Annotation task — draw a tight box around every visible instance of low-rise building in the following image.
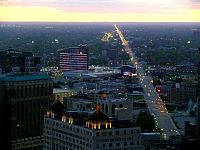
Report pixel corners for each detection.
[53,88,78,103]
[99,98,133,120]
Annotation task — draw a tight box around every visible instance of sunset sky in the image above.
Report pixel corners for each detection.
[0,0,200,22]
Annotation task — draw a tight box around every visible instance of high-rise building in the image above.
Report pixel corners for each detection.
[0,48,41,73]
[58,45,88,72]
[0,73,53,150]
[43,103,142,150]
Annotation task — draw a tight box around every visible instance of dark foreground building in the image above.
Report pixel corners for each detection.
[0,49,41,73]
[0,73,53,149]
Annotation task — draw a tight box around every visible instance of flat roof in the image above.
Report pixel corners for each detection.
[53,88,76,94]
[100,98,131,103]
[0,73,50,81]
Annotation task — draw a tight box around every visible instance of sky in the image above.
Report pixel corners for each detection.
[0,0,200,22]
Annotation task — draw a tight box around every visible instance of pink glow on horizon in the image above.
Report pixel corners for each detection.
[0,0,200,22]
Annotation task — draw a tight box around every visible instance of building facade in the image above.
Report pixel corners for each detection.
[99,98,133,120]
[0,49,41,73]
[53,88,78,103]
[0,73,53,150]
[58,45,88,72]
[43,104,142,150]
[168,82,197,105]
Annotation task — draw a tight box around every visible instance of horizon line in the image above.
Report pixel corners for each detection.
[1,21,200,23]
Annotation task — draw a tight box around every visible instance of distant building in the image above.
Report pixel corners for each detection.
[102,48,118,67]
[168,87,182,104]
[0,48,41,73]
[141,132,161,141]
[63,93,95,109]
[58,45,88,72]
[72,101,93,111]
[185,121,196,137]
[0,73,53,150]
[168,82,197,105]
[99,98,133,120]
[118,65,136,77]
[53,88,78,103]
[43,103,142,150]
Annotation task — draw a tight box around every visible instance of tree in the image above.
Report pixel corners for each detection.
[136,111,156,132]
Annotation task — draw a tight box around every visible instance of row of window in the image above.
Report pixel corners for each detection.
[44,141,90,150]
[97,137,135,144]
[44,138,140,150]
[12,140,41,149]
[45,120,92,136]
[13,83,52,98]
[96,129,139,136]
[44,120,139,137]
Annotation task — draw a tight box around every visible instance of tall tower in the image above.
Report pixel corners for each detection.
[0,73,53,150]
[197,47,200,138]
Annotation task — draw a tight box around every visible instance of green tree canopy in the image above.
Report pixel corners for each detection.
[136,111,156,132]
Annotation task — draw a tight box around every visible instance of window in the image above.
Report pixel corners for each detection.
[105,105,108,113]
[116,131,119,135]
[119,104,123,108]
[137,129,139,134]
[112,104,116,114]
[131,130,133,134]
[124,130,126,134]
[102,104,104,111]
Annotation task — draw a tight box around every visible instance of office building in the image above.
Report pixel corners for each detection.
[168,82,197,105]
[43,103,142,150]
[99,98,133,120]
[72,101,93,111]
[0,48,41,73]
[0,73,53,149]
[58,45,88,72]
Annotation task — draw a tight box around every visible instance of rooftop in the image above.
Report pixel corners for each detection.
[53,88,76,94]
[46,102,136,129]
[100,98,131,103]
[0,73,50,81]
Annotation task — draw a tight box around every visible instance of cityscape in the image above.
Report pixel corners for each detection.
[1,0,200,150]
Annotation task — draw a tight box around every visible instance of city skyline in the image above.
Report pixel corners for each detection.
[0,0,200,22]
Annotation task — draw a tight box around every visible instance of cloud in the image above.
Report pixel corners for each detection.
[1,0,200,16]
[183,0,200,8]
